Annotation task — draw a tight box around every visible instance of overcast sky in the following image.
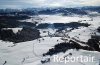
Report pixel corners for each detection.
[0,0,100,8]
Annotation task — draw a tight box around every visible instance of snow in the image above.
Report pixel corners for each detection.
[68,26,96,42]
[19,16,42,23]
[2,28,22,34]
[39,29,57,37]
[25,15,100,65]
[1,36,100,65]
[82,16,100,27]
[39,15,91,24]
[0,14,100,65]
[0,37,63,65]
[19,15,91,24]
[24,49,100,65]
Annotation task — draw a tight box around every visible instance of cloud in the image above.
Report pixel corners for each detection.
[0,0,100,8]
[80,0,100,6]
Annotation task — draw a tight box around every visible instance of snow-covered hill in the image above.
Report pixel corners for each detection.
[0,37,63,65]
[0,36,100,65]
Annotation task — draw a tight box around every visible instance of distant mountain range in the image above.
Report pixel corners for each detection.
[0,6,100,16]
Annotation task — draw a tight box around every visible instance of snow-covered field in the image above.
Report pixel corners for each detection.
[24,49,100,65]
[0,37,100,65]
[0,15,100,65]
[39,15,91,23]
[20,15,91,24]
[0,37,63,65]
